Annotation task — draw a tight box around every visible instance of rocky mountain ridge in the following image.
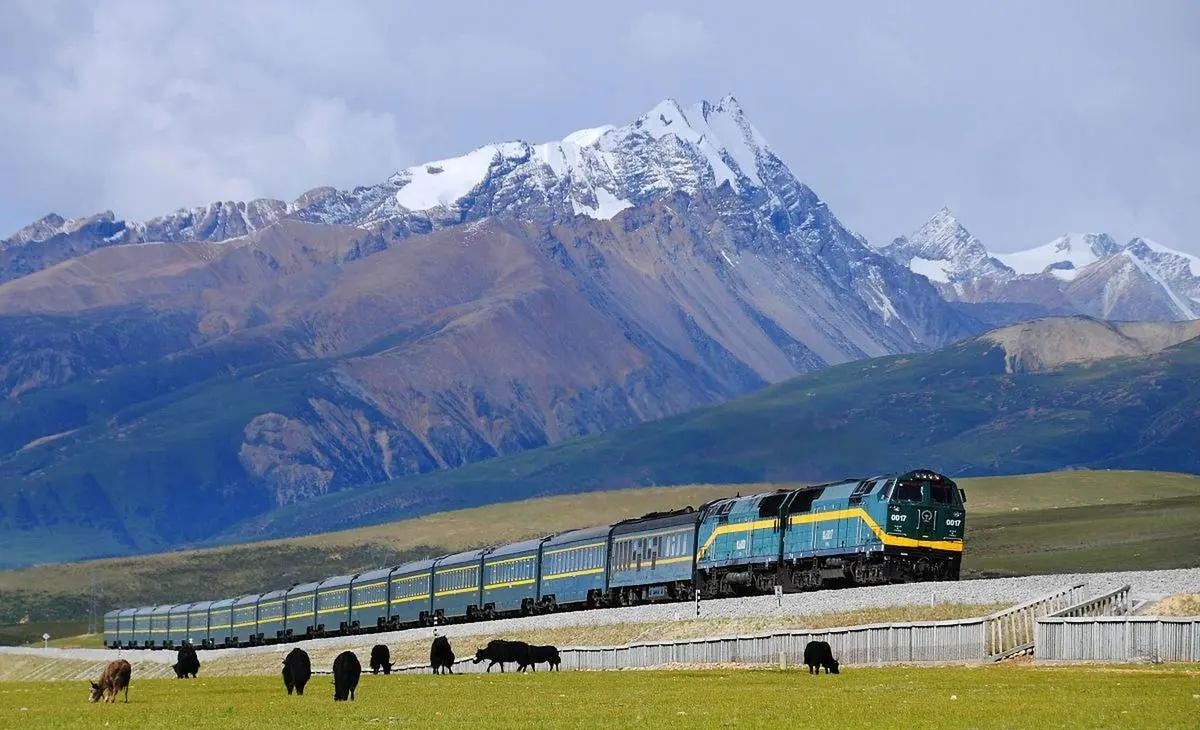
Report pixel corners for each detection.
[883,208,1200,321]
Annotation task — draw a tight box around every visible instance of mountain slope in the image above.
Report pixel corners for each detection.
[222,317,1200,542]
[883,210,1200,321]
[0,98,981,564]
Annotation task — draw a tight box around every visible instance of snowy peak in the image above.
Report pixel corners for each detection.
[996,232,1120,281]
[881,208,1011,287]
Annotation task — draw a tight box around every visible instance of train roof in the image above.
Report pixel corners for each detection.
[435,549,487,568]
[185,600,215,611]
[896,468,955,484]
[259,589,288,601]
[612,507,700,535]
[104,609,121,618]
[233,593,261,606]
[317,574,356,590]
[355,567,393,583]
[391,557,439,576]
[209,597,236,609]
[487,536,549,559]
[544,523,612,547]
[117,607,139,617]
[168,603,193,615]
[287,581,322,595]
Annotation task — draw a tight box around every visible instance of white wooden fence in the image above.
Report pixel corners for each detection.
[1035,616,1200,662]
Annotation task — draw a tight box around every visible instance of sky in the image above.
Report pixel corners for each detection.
[1,0,1197,254]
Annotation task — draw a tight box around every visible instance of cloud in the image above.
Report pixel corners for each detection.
[0,0,410,225]
[626,11,711,60]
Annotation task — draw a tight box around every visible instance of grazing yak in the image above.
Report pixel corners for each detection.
[89,659,132,703]
[523,645,561,672]
[282,648,312,695]
[369,644,394,675]
[173,645,200,678]
[803,640,840,675]
[430,635,455,674]
[473,639,531,673]
[332,650,361,701]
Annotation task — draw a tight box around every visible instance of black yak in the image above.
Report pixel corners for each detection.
[369,644,393,675]
[472,639,530,673]
[173,645,200,678]
[282,648,312,695]
[803,640,840,675]
[430,635,455,674]
[523,645,561,672]
[332,650,361,701]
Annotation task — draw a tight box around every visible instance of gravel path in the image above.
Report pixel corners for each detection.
[5,568,1197,666]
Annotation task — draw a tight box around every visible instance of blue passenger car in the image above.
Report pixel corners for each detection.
[167,603,190,648]
[351,569,392,631]
[103,609,120,648]
[231,594,261,646]
[149,604,174,648]
[609,509,700,603]
[132,606,155,648]
[315,575,355,635]
[208,598,236,647]
[283,581,319,639]
[482,537,546,616]
[183,601,213,648]
[256,590,287,643]
[387,559,435,626]
[118,608,137,648]
[432,550,486,621]
[538,525,611,609]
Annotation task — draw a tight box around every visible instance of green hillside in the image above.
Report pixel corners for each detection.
[227,337,1200,541]
[1,470,1197,631]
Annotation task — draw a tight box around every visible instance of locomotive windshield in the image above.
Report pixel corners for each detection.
[893,482,923,502]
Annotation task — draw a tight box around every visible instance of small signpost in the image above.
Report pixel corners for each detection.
[42,632,50,649]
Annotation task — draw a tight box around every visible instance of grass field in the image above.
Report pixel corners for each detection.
[1,666,1197,730]
[1,470,1197,630]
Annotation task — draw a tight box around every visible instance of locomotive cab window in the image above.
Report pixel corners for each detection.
[893,482,923,502]
[930,484,958,505]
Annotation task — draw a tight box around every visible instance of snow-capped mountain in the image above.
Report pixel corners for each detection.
[883,210,1200,321]
[2,96,972,357]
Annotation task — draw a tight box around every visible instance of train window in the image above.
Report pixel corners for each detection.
[787,488,825,514]
[893,482,923,502]
[878,480,895,500]
[931,484,957,504]
[848,480,876,505]
[758,494,788,518]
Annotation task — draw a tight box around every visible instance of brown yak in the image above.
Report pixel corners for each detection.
[89,658,132,703]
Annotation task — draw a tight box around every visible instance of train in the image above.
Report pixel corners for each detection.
[103,469,965,649]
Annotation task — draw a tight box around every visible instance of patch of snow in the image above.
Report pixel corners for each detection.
[395,143,524,211]
[572,188,632,220]
[995,233,1107,278]
[562,125,614,147]
[1125,251,1197,319]
[909,256,952,284]
[695,99,764,186]
[1138,237,1200,278]
[719,249,736,267]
